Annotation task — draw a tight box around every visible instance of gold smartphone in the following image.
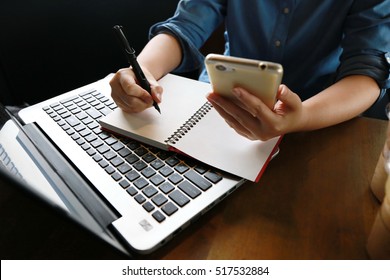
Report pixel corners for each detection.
[205,54,283,109]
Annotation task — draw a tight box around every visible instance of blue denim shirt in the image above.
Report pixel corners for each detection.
[150,0,390,101]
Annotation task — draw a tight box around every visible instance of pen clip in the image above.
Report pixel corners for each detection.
[113,25,136,59]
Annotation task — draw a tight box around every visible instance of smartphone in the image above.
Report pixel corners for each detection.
[205,54,283,109]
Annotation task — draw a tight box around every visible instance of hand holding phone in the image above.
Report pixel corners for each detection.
[205,54,283,109]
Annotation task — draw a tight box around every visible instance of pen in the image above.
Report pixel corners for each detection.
[113,25,161,114]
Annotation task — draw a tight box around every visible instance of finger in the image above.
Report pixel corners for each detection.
[231,87,275,121]
[209,90,283,140]
[208,93,260,138]
[211,101,255,140]
[207,92,261,129]
[275,85,302,113]
[110,68,155,113]
[143,68,163,103]
[150,84,163,103]
[118,70,153,104]
[110,72,133,107]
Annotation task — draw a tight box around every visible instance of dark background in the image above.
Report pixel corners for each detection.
[0,0,180,105]
[0,0,386,118]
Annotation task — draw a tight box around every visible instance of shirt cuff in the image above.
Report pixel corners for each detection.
[149,23,205,74]
[337,51,390,90]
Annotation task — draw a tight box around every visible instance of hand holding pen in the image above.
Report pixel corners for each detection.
[113,25,161,114]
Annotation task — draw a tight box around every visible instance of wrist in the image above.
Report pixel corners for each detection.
[288,103,311,133]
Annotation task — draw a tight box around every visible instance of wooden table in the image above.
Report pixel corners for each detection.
[147,117,387,259]
[1,117,387,259]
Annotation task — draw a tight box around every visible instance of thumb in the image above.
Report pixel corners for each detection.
[276,85,301,111]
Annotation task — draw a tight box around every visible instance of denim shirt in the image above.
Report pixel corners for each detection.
[150,0,390,100]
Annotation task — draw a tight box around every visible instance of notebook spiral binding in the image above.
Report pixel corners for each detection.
[165,101,213,145]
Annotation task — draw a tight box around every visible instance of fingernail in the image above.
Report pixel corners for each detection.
[232,88,241,98]
[279,85,287,97]
[155,87,163,102]
[206,93,218,104]
[206,92,213,100]
[156,92,162,101]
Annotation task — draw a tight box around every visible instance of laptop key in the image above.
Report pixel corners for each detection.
[134,160,147,171]
[111,142,124,151]
[98,160,109,168]
[134,177,148,190]
[169,190,190,207]
[97,144,110,154]
[162,202,178,216]
[126,186,138,195]
[204,171,223,183]
[111,172,122,181]
[105,165,115,175]
[168,173,183,185]
[143,201,155,212]
[178,181,201,199]
[127,141,140,150]
[91,139,104,148]
[134,146,148,156]
[141,167,156,178]
[174,163,189,174]
[151,159,165,170]
[65,115,80,127]
[166,156,180,167]
[159,181,175,194]
[150,174,165,186]
[134,193,146,204]
[125,170,140,182]
[85,134,97,143]
[118,163,131,174]
[143,153,156,163]
[119,179,130,189]
[110,156,124,167]
[105,136,118,146]
[194,164,208,174]
[118,147,131,157]
[99,107,112,116]
[142,185,158,198]
[86,148,96,156]
[152,210,166,223]
[85,108,102,119]
[184,170,212,191]
[75,111,88,120]
[159,166,173,177]
[92,154,102,162]
[125,154,139,164]
[152,193,168,207]
[103,150,116,161]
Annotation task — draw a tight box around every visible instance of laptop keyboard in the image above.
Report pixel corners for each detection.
[42,89,223,223]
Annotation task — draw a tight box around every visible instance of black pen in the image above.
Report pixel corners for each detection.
[113,25,161,114]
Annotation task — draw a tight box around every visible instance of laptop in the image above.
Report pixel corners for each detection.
[0,74,246,255]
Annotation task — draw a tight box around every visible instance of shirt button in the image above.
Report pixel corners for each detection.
[275,40,281,47]
[283,7,290,14]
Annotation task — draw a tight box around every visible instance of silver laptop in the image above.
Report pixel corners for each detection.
[2,74,245,254]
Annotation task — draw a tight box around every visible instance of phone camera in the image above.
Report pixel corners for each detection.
[259,63,267,70]
[215,64,227,71]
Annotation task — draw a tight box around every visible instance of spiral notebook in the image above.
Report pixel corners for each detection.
[100,74,281,182]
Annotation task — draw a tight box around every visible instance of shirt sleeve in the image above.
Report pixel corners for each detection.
[337,0,390,90]
[148,0,226,73]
